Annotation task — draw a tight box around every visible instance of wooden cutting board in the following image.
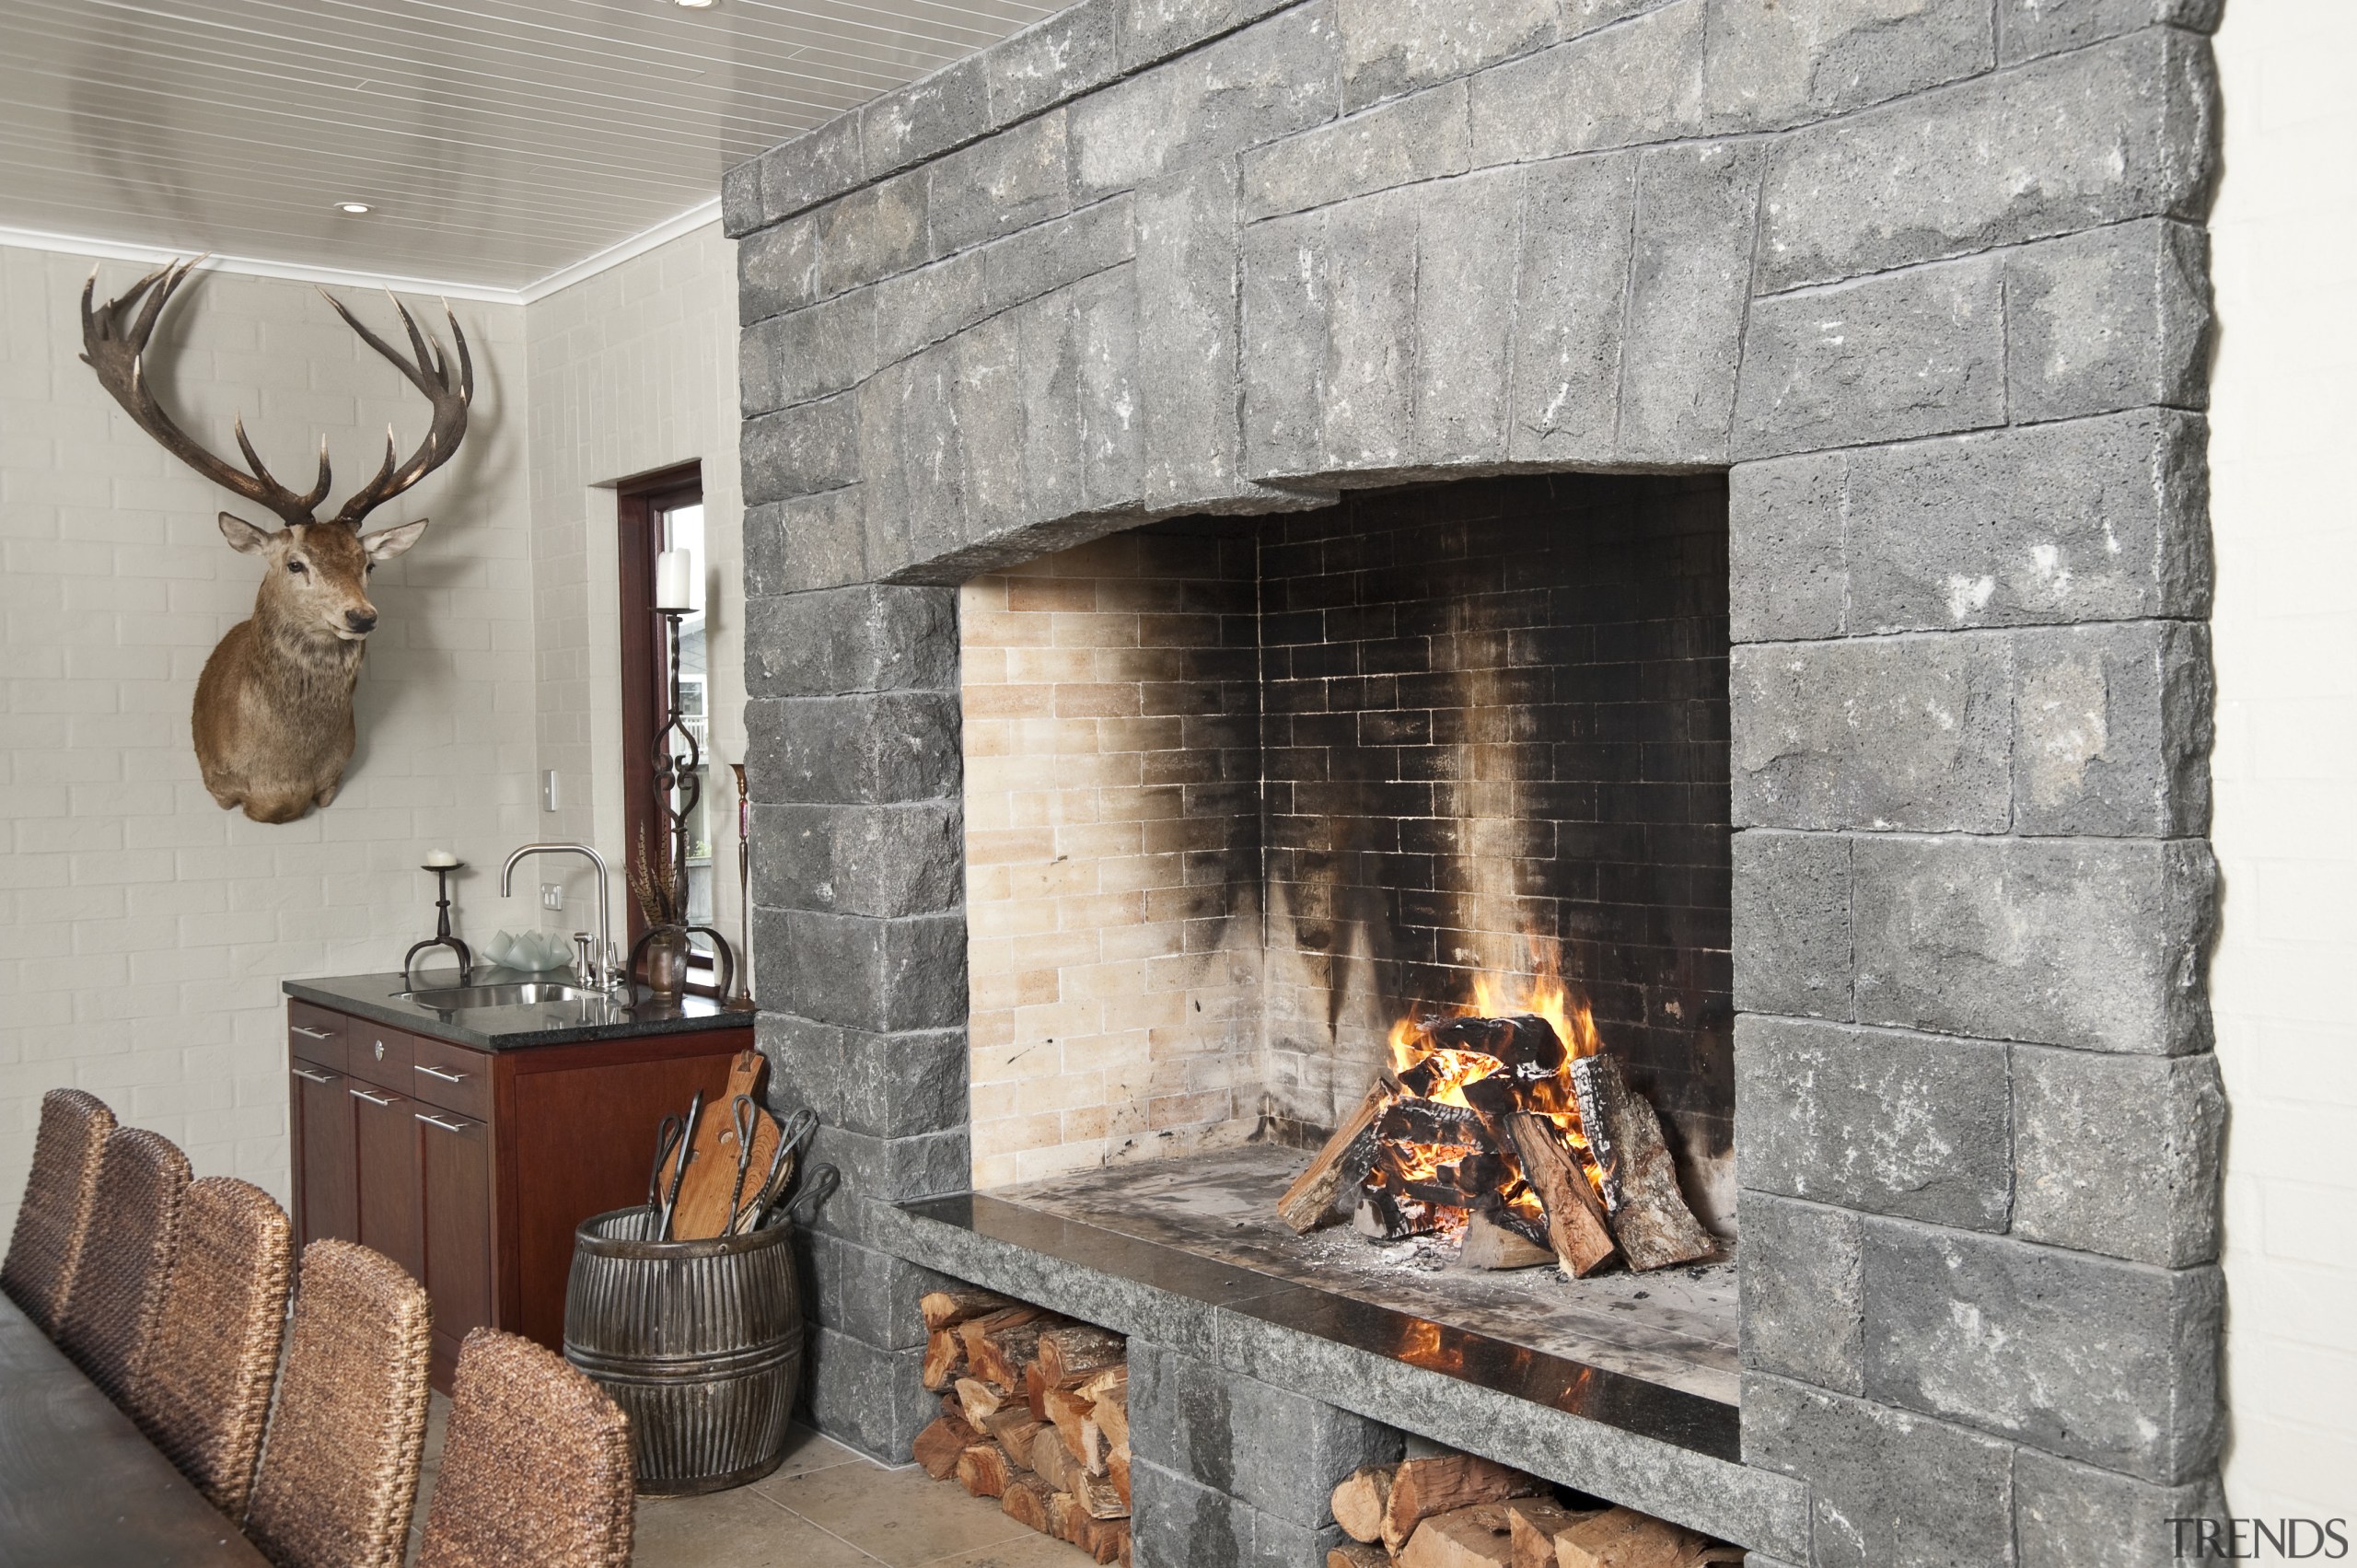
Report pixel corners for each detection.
[668,1050,780,1240]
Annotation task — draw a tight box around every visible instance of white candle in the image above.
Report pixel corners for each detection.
[424,848,457,867]
[656,549,694,611]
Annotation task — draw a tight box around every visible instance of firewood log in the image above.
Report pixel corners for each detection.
[1108,1444,1132,1506]
[1507,1501,1606,1568]
[960,1305,1044,1367]
[1279,1076,1389,1232]
[923,1328,969,1391]
[921,1286,1015,1330]
[1092,1388,1130,1451]
[1460,1208,1554,1270]
[1332,1464,1396,1544]
[976,1315,1061,1388]
[1552,1506,1702,1568]
[1050,1491,1086,1542]
[1046,1384,1097,1459]
[983,1408,1047,1457]
[1686,1549,1743,1565]
[956,1442,1013,1499]
[956,1377,1004,1427]
[1069,1513,1130,1564]
[913,1414,981,1480]
[1081,1364,1128,1401]
[1382,1457,1538,1555]
[1402,1501,1522,1568]
[1032,1426,1086,1493]
[1504,1113,1617,1277]
[1078,1413,1114,1473]
[1329,1545,1393,1568]
[1565,1056,1713,1272]
[1118,1526,1133,1568]
[1036,1323,1126,1385]
[1003,1473,1059,1534]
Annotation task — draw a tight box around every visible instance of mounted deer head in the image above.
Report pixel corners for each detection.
[81,258,472,822]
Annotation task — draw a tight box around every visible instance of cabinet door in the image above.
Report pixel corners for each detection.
[289,1060,356,1248]
[416,1108,493,1355]
[349,1084,424,1283]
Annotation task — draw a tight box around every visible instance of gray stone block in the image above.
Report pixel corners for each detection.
[950,309,1030,544]
[1337,0,1559,110]
[1139,160,1247,510]
[739,214,823,321]
[891,341,975,570]
[1508,150,1637,464]
[752,800,963,918]
[873,251,988,368]
[983,195,1136,312]
[1617,140,1759,465]
[1736,1016,2013,1229]
[721,157,762,238]
[1862,1219,2223,1482]
[927,109,1074,259]
[1728,450,1846,643]
[743,584,958,698]
[1468,0,1705,164]
[741,289,877,416]
[1410,167,1518,467]
[1228,1376,1403,1527]
[859,56,990,180]
[1240,208,1327,480]
[759,111,864,224]
[1730,632,2014,832]
[1757,30,2218,292]
[1240,79,1469,220]
[1732,829,1853,1020]
[758,1011,968,1143]
[1119,0,1302,70]
[743,489,869,598]
[1561,0,1666,35]
[1851,835,2216,1055]
[803,1325,933,1462]
[2011,620,2212,838]
[2013,1045,2223,1267]
[1700,0,1992,133]
[2014,1446,2228,1568]
[1741,1372,2014,1568]
[2007,218,2212,424]
[1319,187,1418,474]
[1131,1338,1235,1488]
[823,1237,959,1353]
[854,358,919,579]
[778,910,970,1034]
[1734,256,2007,459]
[1132,1454,1253,1568]
[1999,0,2223,65]
[799,1121,970,1214]
[1075,3,1341,199]
[816,174,929,296]
[1074,267,1145,509]
[989,0,1121,123]
[1249,1511,1348,1568]
[1738,1192,1864,1394]
[742,396,861,505]
[743,691,961,806]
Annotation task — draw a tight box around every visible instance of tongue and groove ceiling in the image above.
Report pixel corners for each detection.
[0,0,1051,293]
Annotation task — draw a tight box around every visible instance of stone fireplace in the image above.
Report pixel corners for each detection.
[734,0,2227,1562]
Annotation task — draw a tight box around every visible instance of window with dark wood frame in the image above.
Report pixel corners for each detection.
[615,461,718,991]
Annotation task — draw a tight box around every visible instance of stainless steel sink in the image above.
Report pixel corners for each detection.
[397,981,596,1009]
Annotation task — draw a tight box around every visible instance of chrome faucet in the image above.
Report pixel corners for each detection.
[500,843,622,994]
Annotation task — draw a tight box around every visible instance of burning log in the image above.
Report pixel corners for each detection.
[1460,1207,1555,1271]
[1504,1113,1618,1278]
[1566,1055,1713,1272]
[1279,1077,1389,1233]
[1428,1015,1567,1085]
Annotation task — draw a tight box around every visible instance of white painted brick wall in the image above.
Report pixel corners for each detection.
[2209,0,2357,1518]
[0,243,537,1217]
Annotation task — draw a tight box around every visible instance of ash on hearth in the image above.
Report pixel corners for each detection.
[1277,974,1713,1275]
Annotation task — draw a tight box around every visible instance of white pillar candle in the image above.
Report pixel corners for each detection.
[424,848,457,867]
[656,549,694,611]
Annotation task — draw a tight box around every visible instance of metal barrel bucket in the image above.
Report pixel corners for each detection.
[563,1203,807,1495]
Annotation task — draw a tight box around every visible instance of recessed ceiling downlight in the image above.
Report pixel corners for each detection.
[337,202,372,215]
[672,0,716,9]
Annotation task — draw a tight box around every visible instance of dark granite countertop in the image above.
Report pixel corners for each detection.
[284,970,756,1051]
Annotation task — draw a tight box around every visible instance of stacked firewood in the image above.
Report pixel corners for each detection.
[1327,1454,1742,1568]
[912,1286,1132,1565]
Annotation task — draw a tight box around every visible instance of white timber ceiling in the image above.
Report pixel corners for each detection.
[0,0,1054,295]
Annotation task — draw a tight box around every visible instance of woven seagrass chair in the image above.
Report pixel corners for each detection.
[244,1239,433,1568]
[52,1124,191,1402]
[128,1177,293,1519]
[415,1328,635,1568]
[0,1087,116,1331]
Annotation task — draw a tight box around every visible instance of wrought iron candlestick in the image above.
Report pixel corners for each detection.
[628,608,737,998]
[404,862,473,984]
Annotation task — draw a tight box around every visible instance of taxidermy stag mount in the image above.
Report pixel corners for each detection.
[81,258,472,823]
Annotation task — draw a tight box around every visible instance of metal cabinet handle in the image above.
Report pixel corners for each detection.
[413,1063,468,1084]
[350,1087,400,1107]
[415,1111,473,1133]
[291,1065,340,1086]
[290,1026,334,1040]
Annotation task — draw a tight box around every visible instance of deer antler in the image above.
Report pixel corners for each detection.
[319,287,472,530]
[80,259,332,526]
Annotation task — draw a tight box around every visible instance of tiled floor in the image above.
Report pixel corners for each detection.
[409,1393,1096,1567]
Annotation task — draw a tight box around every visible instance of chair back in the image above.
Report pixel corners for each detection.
[244,1239,433,1568]
[0,1088,117,1330]
[131,1177,294,1519]
[52,1125,191,1401]
[416,1329,634,1568]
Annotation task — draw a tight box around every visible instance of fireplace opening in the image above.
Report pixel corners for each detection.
[958,472,1735,1398]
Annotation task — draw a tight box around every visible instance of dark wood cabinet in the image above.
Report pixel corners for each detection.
[286,1001,750,1389]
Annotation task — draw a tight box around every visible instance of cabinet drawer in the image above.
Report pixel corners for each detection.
[409,1035,491,1120]
[287,1003,347,1074]
[348,1023,412,1088]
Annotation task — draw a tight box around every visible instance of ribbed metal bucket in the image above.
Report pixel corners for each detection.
[563,1205,804,1495]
